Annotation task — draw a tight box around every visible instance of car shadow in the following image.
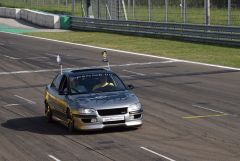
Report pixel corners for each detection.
[1,116,138,135]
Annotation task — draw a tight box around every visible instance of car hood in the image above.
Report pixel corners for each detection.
[68,90,139,109]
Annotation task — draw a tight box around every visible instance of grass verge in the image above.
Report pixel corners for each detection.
[25,31,240,68]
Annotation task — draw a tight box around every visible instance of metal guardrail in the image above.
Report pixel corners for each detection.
[71,17,240,47]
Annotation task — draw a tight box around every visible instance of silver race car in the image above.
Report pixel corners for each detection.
[44,68,143,132]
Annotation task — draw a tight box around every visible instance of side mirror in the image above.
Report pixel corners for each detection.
[127,84,134,90]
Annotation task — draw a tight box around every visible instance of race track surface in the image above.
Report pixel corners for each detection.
[0,32,240,161]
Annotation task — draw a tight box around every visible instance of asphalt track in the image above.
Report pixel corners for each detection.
[0,32,240,161]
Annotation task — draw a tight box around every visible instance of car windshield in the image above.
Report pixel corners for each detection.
[69,73,127,94]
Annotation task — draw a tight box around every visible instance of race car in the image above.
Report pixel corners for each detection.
[44,68,143,132]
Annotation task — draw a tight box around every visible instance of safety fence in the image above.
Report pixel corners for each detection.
[71,17,240,46]
[1,0,240,26]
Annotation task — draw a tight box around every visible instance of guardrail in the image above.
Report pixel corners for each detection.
[71,17,240,47]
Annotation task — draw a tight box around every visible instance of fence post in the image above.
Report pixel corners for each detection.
[181,0,183,18]
[133,0,135,20]
[183,0,186,23]
[97,0,100,18]
[228,0,231,25]
[128,0,130,16]
[148,0,151,21]
[205,0,210,25]
[118,0,120,20]
[72,0,75,16]
[165,0,168,22]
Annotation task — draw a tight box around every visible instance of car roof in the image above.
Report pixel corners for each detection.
[63,68,114,77]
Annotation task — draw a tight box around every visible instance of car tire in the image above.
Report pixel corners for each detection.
[68,118,75,133]
[46,105,53,123]
[67,109,75,133]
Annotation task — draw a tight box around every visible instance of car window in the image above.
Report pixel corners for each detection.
[51,74,63,91]
[59,75,68,92]
[69,73,126,94]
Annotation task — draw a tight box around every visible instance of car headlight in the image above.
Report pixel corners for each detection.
[79,108,96,114]
[129,102,142,112]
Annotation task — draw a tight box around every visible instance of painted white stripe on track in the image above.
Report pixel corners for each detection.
[0,61,176,75]
[192,104,227,114]
[24,56,49,60]
[141,147,176,161]
[1,31,240,71]
[48,155,61,161]
[3,55,20,60]
[123,70,145,76]
[4,104,20,107]
[14,95,36,104]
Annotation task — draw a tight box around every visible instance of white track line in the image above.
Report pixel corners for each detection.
[4,104,20,107]
[0,61,176,75]
[192,104,227,114]
[24,56,49,60]
[14,95,36,104]
[120,75,135,78]
[141,147,176,161]
[0,68,59,75]
[45,53,57,57]
[123,70,145,76]
[48,155,61,161]
[2,54,20,60]
[1,31,240,71]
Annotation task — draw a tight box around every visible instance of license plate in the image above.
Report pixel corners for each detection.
[102,115,125,122]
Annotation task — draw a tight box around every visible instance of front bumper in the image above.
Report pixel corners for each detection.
[73,111,143,130]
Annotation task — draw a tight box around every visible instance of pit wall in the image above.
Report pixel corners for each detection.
[0,7,61,29]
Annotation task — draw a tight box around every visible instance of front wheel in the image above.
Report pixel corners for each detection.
[45,105,53,123]
[67,118,75,133]
[66,109,75,133]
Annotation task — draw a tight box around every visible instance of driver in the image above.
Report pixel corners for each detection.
[70,78,87,93]
[92,75,114,91]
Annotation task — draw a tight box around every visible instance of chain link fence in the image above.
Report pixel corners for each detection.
[0,0,240,26]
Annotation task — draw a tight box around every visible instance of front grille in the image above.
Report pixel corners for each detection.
[103,120,125,125]
[97,108,127,116]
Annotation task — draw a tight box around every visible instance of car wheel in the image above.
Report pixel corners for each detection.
[46,105,53,123]
[67,109,75,132]
[67,118,75,133]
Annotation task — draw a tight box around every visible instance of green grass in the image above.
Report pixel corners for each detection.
[1,0,240,26]
[25,31,240,68]
[0,0,84,16]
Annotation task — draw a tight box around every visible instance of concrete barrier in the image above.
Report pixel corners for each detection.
[19,9,60,29]
[0,7,20,19]
[0,7,60,29]
[0,7,6,17]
